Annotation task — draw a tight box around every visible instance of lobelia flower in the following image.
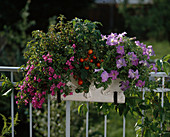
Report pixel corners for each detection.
[136,80,145,87]
[139,60,149,67]
[128,69,140,80]
[116,58,127,69]
[101,71,109,82]
[120,80,130,91]
[109,70,119,80]
[116,45,125,55]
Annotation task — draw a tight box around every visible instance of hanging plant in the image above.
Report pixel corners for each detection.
[15,15,157,109]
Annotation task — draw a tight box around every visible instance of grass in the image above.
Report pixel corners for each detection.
[143,40,170,60]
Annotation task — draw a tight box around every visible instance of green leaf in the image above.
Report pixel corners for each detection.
[78,104,87,116]
[145,129,151,137]
[2,89,12,97]
[156,60,162,71]
[162,54,170,62]
[163,61,170,75]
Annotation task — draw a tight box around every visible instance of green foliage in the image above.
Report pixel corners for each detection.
[156,54,170,75]
[0,0,35,66]
[119,0,170,41]
[0,113,20,137]
[0,73,14,97]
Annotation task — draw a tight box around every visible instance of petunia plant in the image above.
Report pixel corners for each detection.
[93,32,157,97]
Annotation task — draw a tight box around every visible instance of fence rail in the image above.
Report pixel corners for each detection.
[0,66,170,137]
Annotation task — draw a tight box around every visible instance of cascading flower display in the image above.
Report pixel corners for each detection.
[16,15,157,109]
[94,32,156,95]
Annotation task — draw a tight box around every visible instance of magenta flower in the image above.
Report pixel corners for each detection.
[101,71,109,82]
[48,58,52,63]
[43,55,48,61]
[69,65,74,70]
[136,80,145,87]
[109,70,119,80]
[63,94,66,98]
[60,89,63,93]
[72,44,76,49]
[34,76,36,81]
[116,58,127,69]
[51,91,55,96]
[30,65,35,71]
[116,45,125,55]
[26,65,30,70]
[48,77,52,81]
[69,92,73,95]
[120,80,130,91]
[69,56,74,61]
[128,69,139,80]
[37,78,41,83]
[48,67,54,74]
[66,60,71,66]
[25,76,29,81]
[53,74,58,79]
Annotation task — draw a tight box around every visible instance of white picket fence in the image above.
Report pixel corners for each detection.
[0,66,170,137]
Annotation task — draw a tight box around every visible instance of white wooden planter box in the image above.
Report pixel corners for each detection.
[61,77,125,103]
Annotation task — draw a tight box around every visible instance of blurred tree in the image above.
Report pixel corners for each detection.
[0,0,35,66]
[118,0,170,40]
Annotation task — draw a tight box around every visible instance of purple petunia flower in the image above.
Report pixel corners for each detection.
[116,58,127,69]
[116,45,125,55]
[120,80,130,91]
[101,34,107,40]
[101,71,109,82]
[109,70,119,80]
[151,64,157,72]
[147,45,155,56]
[106,33,118,46]
[128,69,140,80]
[136,80,145,87]
[94,68,104,72]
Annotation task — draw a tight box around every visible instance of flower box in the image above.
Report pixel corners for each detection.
[61,77,125,103]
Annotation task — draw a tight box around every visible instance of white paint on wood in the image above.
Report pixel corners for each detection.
[62,77,125,103]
